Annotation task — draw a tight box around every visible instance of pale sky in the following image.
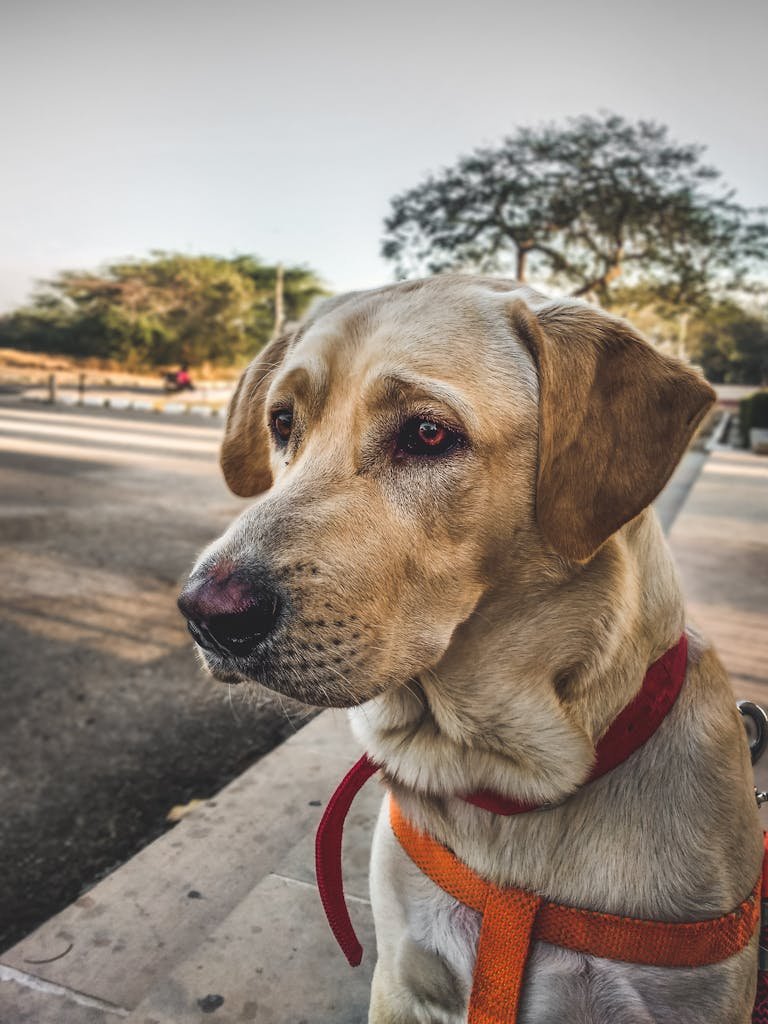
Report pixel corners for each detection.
[1,0,766,310]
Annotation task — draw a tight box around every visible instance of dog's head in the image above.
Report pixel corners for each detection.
[178,276,713,706]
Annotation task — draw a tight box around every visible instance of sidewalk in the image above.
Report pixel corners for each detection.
[667,445,768,790]
[1,443,766,1024]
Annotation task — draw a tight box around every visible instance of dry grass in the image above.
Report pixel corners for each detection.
[0,347,239,388]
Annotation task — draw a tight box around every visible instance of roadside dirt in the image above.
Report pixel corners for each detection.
[0,346,239,389]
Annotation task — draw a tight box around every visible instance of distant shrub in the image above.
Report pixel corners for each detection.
[739,390,768,446]
[0,254,329,369]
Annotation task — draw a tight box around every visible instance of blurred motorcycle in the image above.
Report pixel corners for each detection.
[163,366,194,393]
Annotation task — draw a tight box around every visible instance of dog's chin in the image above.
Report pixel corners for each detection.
[208,664,248,685]
[199,649,384,709]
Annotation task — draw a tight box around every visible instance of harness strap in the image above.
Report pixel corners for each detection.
[391,798,762,1024]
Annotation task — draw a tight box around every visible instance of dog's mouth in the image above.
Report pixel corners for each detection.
[193,630,385,708]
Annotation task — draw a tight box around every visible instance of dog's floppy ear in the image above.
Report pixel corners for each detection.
[220,330,295,497]
[510,300,715,562]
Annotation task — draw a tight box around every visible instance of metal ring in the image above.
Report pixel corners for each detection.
[738,701,768,765]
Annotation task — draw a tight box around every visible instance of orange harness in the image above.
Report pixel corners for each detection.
[390,797,764,1024]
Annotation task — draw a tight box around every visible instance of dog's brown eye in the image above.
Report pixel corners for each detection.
[271,409,293,442]
[396,418,461,458]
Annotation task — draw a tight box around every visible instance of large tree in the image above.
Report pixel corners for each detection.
[382,114,768,307]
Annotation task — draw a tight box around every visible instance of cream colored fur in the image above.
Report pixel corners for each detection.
[191,275,762,1023]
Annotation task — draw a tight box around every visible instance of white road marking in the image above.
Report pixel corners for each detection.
[0,416,220,453]
[2,404,222,437]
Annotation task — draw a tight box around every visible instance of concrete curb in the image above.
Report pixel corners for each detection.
[20,393,227,418]
[0,713,376,1023]
[705,410,732,451]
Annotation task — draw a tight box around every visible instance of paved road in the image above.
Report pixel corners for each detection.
[0,399,306,951]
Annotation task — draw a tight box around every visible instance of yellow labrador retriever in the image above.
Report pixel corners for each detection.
[178,276,762,1023]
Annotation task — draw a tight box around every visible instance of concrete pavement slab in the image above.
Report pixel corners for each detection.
[279,776,385,901]
[0,965,126,1023]
[124,875,375,1024]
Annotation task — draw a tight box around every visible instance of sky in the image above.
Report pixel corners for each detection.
[1,0,767,311]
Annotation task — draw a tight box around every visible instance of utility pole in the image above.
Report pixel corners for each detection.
[272,263,285,340]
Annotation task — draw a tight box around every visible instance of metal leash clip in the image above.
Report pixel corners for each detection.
[738,701,768,806]
[738,703,768,977]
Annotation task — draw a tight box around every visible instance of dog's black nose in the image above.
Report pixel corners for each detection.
[177,568,282,658]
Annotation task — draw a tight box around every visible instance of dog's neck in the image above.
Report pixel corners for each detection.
[349,509,685,809]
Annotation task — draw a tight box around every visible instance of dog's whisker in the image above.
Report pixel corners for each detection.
[226,682,241,724]
[273,688,300,732]
[401,677,426,709]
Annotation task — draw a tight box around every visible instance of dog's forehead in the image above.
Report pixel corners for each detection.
[287,279,536,387]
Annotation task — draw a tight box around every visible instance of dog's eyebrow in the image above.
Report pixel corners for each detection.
[366,369,479,430]
[268,362,329,416]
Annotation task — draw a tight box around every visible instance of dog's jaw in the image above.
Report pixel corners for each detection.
[349,669,595,810]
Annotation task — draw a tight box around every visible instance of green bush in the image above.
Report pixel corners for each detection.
[0,254,329,369]
[739,390,768,446]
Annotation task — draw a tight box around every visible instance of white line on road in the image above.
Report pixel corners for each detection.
[0,434,218,472]
[1,404,223,437]
[0,416,221,454]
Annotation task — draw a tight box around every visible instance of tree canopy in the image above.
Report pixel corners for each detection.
[382,113,768,308]
[0,253,328,368]
[686,301,768,384]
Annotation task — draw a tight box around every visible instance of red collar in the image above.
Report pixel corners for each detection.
[315,633,688,966]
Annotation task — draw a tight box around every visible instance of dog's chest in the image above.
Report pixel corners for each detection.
[409,880,481,995]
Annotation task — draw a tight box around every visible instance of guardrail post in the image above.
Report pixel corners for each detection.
[47,373,57,404]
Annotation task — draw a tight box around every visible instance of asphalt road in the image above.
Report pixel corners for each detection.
[0,398,307,951]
